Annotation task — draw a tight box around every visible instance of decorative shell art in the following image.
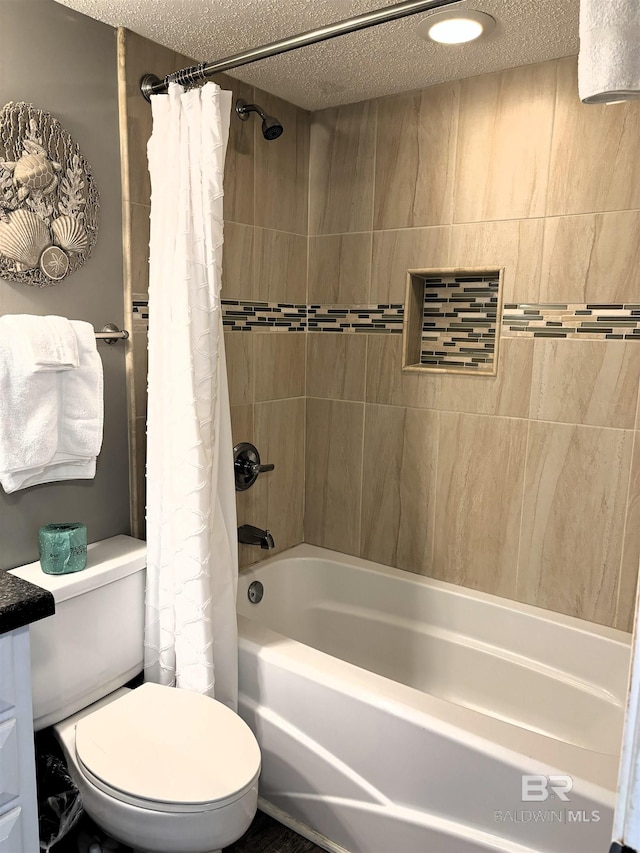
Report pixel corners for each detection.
[0,102,99,286]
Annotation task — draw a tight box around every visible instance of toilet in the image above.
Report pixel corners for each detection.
[10,535,260,853]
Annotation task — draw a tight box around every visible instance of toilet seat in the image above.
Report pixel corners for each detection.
[74,682,260,814]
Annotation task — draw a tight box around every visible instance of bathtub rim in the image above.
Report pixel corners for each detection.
[238,543,630,803]
[239,544,631,647]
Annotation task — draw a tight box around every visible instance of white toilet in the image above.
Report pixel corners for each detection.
[10,535,260,853]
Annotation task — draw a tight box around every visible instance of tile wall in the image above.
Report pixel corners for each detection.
[118,31,308,566]
[305,57,640,631]
[120,43,640,630]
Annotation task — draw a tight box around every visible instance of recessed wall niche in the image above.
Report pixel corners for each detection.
[402,267,504,376]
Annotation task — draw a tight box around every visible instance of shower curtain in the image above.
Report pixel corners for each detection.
[144,82,238,710]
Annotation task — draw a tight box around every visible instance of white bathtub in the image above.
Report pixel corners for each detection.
[236,544,631,853]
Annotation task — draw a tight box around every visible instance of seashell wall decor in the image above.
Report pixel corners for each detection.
[0,209,52,270]
[0,102,99,286]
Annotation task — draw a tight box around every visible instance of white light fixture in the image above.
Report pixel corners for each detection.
[419,10,496,45]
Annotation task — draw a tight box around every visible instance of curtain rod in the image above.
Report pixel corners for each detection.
[140,0,463,101]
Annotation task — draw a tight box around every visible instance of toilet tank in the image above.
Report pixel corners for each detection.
[9,535,146,731]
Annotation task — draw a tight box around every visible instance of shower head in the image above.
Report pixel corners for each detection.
[261,114,284,141]
[235,98,284,140]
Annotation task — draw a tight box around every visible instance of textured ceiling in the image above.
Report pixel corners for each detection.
[52,0,580,110]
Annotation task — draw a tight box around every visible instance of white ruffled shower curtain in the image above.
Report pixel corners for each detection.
[144,82,238,710]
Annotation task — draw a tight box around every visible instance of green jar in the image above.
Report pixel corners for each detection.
[38,523,87,575]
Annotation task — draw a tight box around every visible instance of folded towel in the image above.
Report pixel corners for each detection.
[53,320,104,462]
[10,314,79,372]
[0,317,59,484]
[579,0,640,103]
[0,316,103,493]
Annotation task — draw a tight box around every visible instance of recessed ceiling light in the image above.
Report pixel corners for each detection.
[418,10,496,45]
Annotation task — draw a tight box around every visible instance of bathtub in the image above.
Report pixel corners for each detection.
[236,544,631,853]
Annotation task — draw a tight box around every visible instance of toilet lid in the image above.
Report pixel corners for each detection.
[75,683,260,813]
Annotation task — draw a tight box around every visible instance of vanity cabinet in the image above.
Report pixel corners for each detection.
[0,626,39,853]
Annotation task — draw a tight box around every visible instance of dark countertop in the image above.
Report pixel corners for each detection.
[0,570,55,636]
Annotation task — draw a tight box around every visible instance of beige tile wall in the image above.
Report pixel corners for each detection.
[120,40,640,629]
[118,30,309,565]
[225,81,309,566]
[305,56,640,631]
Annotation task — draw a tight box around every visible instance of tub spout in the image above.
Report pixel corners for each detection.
[238,524,275,550]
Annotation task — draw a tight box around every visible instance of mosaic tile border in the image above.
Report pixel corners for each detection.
[222,300,404,332]
[131,299,640,341]
[132,296,149,328]
[222,300,307,332]
[420,275,498,371]
[307,304,404,333]
[128,300,404,333]
[502,304,640,340]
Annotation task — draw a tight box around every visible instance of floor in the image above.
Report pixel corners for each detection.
[51,809,326,852]
[224,810,326,853]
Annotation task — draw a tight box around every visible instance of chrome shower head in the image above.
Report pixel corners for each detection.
[235,98,284,140]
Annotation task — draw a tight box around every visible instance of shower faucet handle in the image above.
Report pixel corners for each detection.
[233,442,275,491]
[254,461,275,473]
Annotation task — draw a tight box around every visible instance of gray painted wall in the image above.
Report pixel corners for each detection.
[0,0,131,569]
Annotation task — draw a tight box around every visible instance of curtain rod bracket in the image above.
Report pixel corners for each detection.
[141,62,217,101]
[140,74,163,102]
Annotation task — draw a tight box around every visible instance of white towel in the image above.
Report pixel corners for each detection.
[0,317,59,484]
[0,316,103,493]
[579,0,640,103]
[9,314,79,372]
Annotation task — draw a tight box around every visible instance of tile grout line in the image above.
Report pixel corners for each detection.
[359,333,370,558]
[302,388,307,547]
[430,408,440,574]
[613,381,640,628]
[614,430,637,629]
[541,58,560,223]
[303,134,310,544]
[278,208,640,240]
[536,61,560,305]
[302,311,308,547]
[448,80,461,233]
[514,417,532,600]
[370,99,378,240]
[367,230,374,307]
[527,338,538,422]
[250,330,256,410]
[358,396,367,560]
[336,399,638,433]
